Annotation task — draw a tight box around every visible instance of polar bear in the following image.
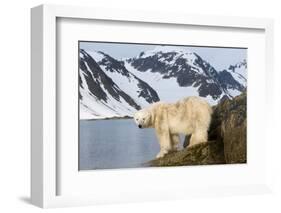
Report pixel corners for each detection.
[133,97,212,159]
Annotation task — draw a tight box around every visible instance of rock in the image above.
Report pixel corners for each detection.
[149,141,225,167]
[148,92,247,167]
[210,92,247,163]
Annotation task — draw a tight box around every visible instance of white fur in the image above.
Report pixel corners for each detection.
[134,97,212,158]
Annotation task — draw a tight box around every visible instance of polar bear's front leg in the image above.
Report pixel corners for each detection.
[156,132,172,159]
[154,109,172,159]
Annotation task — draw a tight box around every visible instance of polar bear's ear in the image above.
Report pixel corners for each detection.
[134,110,140,116]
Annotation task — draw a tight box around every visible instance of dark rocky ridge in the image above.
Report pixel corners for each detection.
[149,92,247,166]
[228,59,247,72]
[97,51,160,104]
[218,70,244,96]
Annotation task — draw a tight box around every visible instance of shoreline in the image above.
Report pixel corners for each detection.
[80,115,133,121]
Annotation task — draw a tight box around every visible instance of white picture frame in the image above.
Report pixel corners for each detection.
[31,4,274,208]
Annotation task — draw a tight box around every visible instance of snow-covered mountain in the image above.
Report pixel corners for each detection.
[79,49,159,119]
[125,46,246,104]
[225,59,247,88]
[79,46,247,119]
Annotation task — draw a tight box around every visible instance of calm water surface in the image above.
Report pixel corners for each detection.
[79,119,161,170]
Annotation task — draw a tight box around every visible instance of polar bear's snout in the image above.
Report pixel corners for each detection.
[138,124,142,128]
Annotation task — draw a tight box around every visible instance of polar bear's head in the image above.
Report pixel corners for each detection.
[133,109,152,128]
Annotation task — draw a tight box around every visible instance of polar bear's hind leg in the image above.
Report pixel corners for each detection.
[170,134,180,151]
[189,129,208,147]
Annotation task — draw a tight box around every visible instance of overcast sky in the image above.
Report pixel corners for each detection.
[80,41,247,71]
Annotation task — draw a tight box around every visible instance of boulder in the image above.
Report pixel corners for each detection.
[211,92,247,163]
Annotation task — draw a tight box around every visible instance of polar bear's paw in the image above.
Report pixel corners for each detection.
[156,150,169,159]
[156,152,164,159]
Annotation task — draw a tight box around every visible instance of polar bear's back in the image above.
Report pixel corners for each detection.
[181,96,212,116]
[166,96,212,134]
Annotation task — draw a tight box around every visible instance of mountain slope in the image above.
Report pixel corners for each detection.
[97,51,160,105]
[226,59,247,87]
[79,49,159,119]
